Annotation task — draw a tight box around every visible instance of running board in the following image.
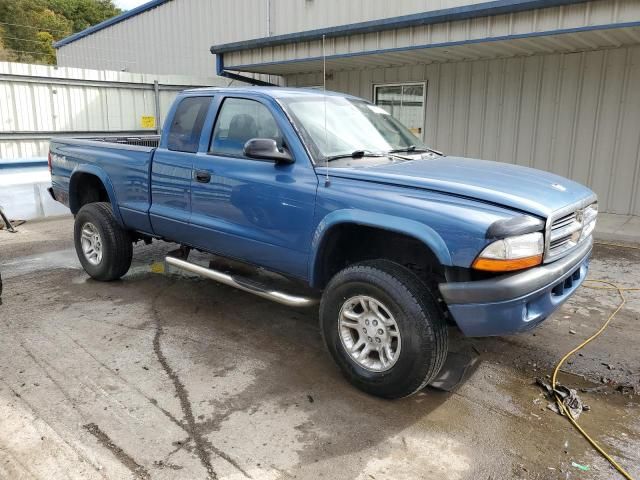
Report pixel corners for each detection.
[164,255,318,308]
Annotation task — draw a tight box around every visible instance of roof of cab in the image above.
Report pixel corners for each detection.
[181,86,361,100]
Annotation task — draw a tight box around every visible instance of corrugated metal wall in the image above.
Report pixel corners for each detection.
[0,62,221,160]
[56,0,269,77]
[56,0,501,77]
[225,0,640,72]
[287,45,640,216]
[268,0,496,36]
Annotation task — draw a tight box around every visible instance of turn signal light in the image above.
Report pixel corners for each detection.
[472,254,543,272]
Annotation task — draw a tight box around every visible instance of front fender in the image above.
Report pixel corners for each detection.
[69,164,124,225]
[309,209,452,288]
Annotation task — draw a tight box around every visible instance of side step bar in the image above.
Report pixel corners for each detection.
[165,256,318,308]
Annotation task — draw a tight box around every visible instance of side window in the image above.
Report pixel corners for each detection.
[167,97,212,153]
[210,97,284,157]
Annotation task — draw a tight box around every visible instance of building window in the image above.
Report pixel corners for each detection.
[374,83,426,139]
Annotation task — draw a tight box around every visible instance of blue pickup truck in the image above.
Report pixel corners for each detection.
[49,87,597,398]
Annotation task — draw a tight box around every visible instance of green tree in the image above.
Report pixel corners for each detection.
[0,0,121,65]
[49,0,121,33]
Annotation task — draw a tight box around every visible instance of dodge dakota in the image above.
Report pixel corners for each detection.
[49,87,597,398]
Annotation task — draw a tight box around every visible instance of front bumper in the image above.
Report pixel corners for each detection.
[439,238,592,337]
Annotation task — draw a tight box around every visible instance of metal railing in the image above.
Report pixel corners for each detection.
[89,135,161,148]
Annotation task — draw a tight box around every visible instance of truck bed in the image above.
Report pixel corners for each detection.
[49,135,160,234]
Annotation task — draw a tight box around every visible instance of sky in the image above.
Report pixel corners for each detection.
[114,0,149,10]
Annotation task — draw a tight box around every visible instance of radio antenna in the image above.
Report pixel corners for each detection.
[323,34,330,187]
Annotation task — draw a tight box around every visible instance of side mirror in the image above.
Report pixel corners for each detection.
[243,138,294,164]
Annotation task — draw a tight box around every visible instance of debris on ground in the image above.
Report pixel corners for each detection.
[616,384,637,395]
[0,216,25,231]
[580,385,607,394]
[536,378,585,419]
[571,461,590,472]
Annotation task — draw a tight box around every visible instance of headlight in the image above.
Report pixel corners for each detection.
[580,203,598,240]
[472,232,544,272]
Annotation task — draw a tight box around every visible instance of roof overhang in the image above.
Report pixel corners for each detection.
[224,23,640,76]
[212,0,640,77]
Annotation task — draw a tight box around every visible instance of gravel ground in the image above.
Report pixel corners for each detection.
[0,216,638,480]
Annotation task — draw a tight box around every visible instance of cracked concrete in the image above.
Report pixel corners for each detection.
[0,216,639,479]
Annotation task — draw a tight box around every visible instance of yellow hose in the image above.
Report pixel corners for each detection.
[551,278,639,480]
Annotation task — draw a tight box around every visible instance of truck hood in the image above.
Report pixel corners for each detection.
[320,156,595,217]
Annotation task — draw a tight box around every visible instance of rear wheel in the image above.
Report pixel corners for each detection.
[74,202,132,281]
[320,259,448,399]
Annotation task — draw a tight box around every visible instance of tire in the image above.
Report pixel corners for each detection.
[74,202,132,281]
[320,259,448,399]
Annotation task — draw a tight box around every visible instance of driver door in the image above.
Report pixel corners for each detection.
[189,95,318,279]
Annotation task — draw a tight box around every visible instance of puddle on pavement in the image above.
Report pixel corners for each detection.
[2,249,80,278]
[2,248,184,283]
[487,365,640,477]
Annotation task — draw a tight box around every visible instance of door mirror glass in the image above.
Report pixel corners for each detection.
[243,138,294,164]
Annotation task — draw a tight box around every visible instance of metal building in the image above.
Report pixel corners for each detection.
[0,62,218,159]
[54,0,640,216]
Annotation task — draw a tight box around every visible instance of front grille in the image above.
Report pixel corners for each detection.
[545,197,597,262]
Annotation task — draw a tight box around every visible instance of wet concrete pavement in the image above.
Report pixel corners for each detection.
[0,216,638,479]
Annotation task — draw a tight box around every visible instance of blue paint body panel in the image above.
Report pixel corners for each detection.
[49,87,596,337]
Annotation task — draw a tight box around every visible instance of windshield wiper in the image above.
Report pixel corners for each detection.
[389,145,418,153]
[389,145,443,156]
[324,150,385,162]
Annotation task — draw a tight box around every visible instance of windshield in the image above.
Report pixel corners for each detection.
[279,95,428,163]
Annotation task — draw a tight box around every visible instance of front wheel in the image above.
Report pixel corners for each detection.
[320,260,448,399]
[74,202,132,281]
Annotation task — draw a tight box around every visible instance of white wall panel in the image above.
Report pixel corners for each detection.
[224,0,640,70]
[269,0,511,38]
[56,0,639,79]
[287,45,640,216]
[0,62,218,160]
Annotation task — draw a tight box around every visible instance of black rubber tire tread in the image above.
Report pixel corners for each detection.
[74,202,132,281]
[320,259,448,399]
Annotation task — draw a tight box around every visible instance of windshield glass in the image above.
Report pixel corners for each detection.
[279,95,427,163]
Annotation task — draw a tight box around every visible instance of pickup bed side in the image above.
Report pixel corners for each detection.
[50,137,158,234]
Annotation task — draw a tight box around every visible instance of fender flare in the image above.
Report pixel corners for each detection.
[308,209,452,288]
[68,164,124,225]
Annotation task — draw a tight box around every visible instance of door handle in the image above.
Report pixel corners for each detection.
[195,170,211,183]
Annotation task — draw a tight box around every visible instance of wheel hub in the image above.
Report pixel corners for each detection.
[338,295,401,372]
[80,222,103,266]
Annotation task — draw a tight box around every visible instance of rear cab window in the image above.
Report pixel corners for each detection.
[167,96,212,153]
